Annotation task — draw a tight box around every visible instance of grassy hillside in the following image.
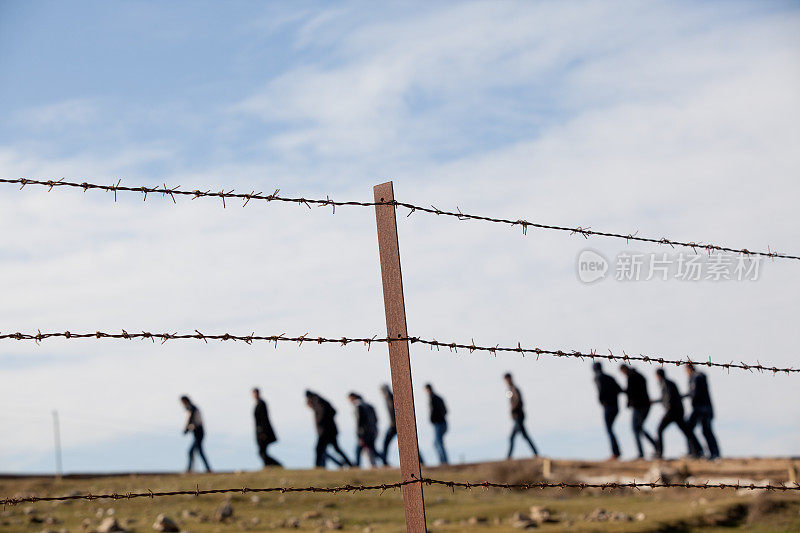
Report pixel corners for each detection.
[2,458,799,532]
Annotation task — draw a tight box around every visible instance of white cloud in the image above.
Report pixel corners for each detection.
[17,99,99,130]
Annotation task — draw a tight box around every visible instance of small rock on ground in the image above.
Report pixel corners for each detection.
[529,506,555,524]
[214,499,234,522]
[96,516,129,533]
[152,513,180,532]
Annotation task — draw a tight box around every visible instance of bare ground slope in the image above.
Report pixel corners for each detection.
[2,457,799,532]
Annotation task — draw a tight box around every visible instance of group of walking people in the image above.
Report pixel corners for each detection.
[593,362,720,460]
[179,388,282,473]
[178,364,718,472]
[303,383,456,468]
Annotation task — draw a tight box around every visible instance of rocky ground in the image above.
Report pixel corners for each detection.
[1,457,799,532]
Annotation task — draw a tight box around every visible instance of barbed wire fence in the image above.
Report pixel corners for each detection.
[1,177,798,521]
[2,177,798,261]
[2,330,797,374]
[3,478,799,506]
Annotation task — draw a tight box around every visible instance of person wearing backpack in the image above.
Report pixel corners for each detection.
[348,392,379,467]
[305,390,352,468]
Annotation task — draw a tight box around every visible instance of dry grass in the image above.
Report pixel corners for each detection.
[1,458,799,532]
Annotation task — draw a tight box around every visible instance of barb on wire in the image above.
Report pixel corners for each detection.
[3,477,797,506]
[1,330,797,375]
[2,178,798,261]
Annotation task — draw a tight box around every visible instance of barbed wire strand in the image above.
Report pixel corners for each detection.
[1,330,796,375]
[3,477,798,506]
[2,178,797,261]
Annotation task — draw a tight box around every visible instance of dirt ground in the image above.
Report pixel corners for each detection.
[2,457,799,532]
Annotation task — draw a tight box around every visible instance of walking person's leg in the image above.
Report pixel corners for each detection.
[323,435,344,467]
[507,421,520,459]
[655,415,670,458]
[434,422,449,464]
[258,436,269,467]
[518,422,539,456]
[604,407,621,457]
[441,423,449,464]
[187,440,196,472]
[366,434,378,467]
[632,409,645,458]
[700,412,720,458]
[354,442,362,467]
[640,408,657,449]
[381,426,396,465]
[195,433,211,472]
[679,415,703,458]
[433,425,443,463]
[329,436,353,467]
[325,449,344,467]
[263,444,282,466]
[315,436,328,468]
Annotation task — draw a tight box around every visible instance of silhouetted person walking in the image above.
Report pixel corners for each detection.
[503,373,539,458]
[652,369,702,458]
[425,383,449,465]
[619,365,657,458]
[379,384,397,465]
[305,390,352,468]
[593,362,622,459]
[180,395,211,473]
[252,388,281,467]
[348,393,379,467]
[379,384,425,466]
[684,363,720,459]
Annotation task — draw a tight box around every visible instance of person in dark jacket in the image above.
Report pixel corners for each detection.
[348,392,379,467]
[593,362,623,459]
[180,395,212,473]
[619,365,657,458]
[379,384,397,465]
[379,384,425,467]
[652,369,702,458]
[425,383,449,465]
[684,363,720,459]
[252,388,281,467]
[305,390,352,468]
[504,373,539,458]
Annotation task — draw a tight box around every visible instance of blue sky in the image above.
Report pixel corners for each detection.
[1,1,799,473]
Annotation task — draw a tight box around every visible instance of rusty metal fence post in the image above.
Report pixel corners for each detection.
[374,181,427,533]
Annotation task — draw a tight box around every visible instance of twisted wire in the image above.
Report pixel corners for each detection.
[1,330,797,374]
[3,477,797,506]
[2,178,797,261]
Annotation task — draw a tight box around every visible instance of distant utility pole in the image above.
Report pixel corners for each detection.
[52,410,62,479]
